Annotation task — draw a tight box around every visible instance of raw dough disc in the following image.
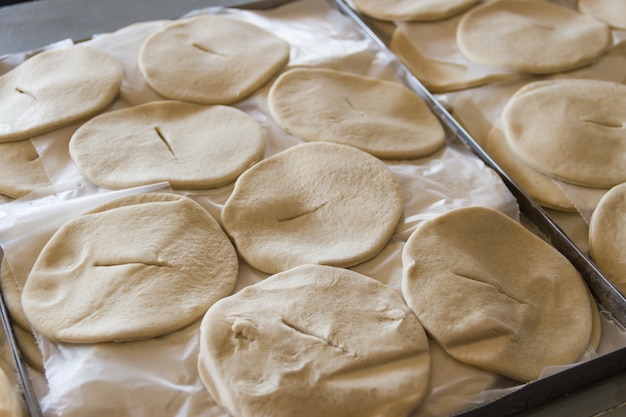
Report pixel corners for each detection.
[0,366,22,417]
[21,193,238,343]
[221,142,403,274]
[579,0,626,30]
[502,79,626,188]
[0,45,123,143]
[139,14,289,104]
[268,68,445,159]
[13,326,43,372]
[0,258,29,329]
[589,182,626,295]
[69,100,265,189]
[483,127,576,212]
[402,206,593,382]
[0,140,49,198]
[457,0,611,74]
[198,264,431,417]
[351,0,481,22]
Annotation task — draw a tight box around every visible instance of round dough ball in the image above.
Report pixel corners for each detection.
[457,0,611,74]
[579,0,626,30]
[198,264,431,417]
[139,14,289,104]
[502,79,626,188]
[69,101,265,190]
[221,142,403,274]
[268,68,445,159]
[0,366,22,417]
[402,206,593,381]
[22,193,238,343]
[0,140,49,198]
[351,0,481,22]
[0,45,123,143]
[589,182,626,295]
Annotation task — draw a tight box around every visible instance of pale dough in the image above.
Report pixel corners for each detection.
[589,182,626,295]
[402,206,594,381]
[69,100,265,189]
[0,45,123,143]
[579,0,626,30]
[221,142,403,274]
[390,17,521,93]
[457,0,611,74]
[0,140,49,198]
[268,68,445,159]
[22,193,238,343]
[502,79,626,188]
[484,127,576,212]
[139,14,289,104]
[351,0,480,22]
[0,366,22,417]
[198,264,431,417]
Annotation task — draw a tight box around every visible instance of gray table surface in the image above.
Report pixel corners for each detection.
[1,0,625,416]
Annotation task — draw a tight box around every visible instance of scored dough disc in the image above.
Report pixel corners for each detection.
[21,193,238,343]
[457,0,611,74]
[579,0,626,30]
[0,45,123,143]
[589,182,626,295]
[69,100,265,189]
[268,68,445,159]
[139,14,290,104]
[221,142,403,274]
[0,140,49,198]
[351,0,481,22]
[502,79,626,188]
[198,264,431,417]
[402,206,593,382]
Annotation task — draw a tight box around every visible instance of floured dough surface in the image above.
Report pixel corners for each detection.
[484,127,576,212]
[502,79,626,188]
[0,140,49,198]
[22,193,238,343]
[402,206,593,381]
[351,0,480,22]
[221,142,403,274]
[0,366,22,417]
[69,101,265,189]
[589,182,626,295]
[579,0,626,30]
[198,264,431,417]
[457,0,611,74]
[390,19,520,93]
[0,45,123,143]
[268,68,445,159]
[139,14,289,104]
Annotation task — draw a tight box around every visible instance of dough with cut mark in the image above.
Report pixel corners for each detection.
[402,206,593,381]
[22,193,238,343]
[69,100,265,189]
[351,0,480,22]
[198,264,431,417]
[457,0,611,74]
[502,79,626,188]
[0,45,123,143]
[0,140,49,198]
[222,142,403,274]
[268,68,445,159]
[139,14,289,104]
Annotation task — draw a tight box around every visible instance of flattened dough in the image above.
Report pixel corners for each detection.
[268,68,445,159]
[484,127,576,212]
[22,193,238,343]
[0,366,22,417]
[502,79,626,188]
[579,0,626,30]
[139,14,289,104]
[589,182,626,295]
[457,0,611,74]
[222,142,403,274]
[351,0,480,22]
[402,206,593,381]
[0,140,49,198]
[69,101,265,189]
[198,264,431,417]
[0,45,123,143]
